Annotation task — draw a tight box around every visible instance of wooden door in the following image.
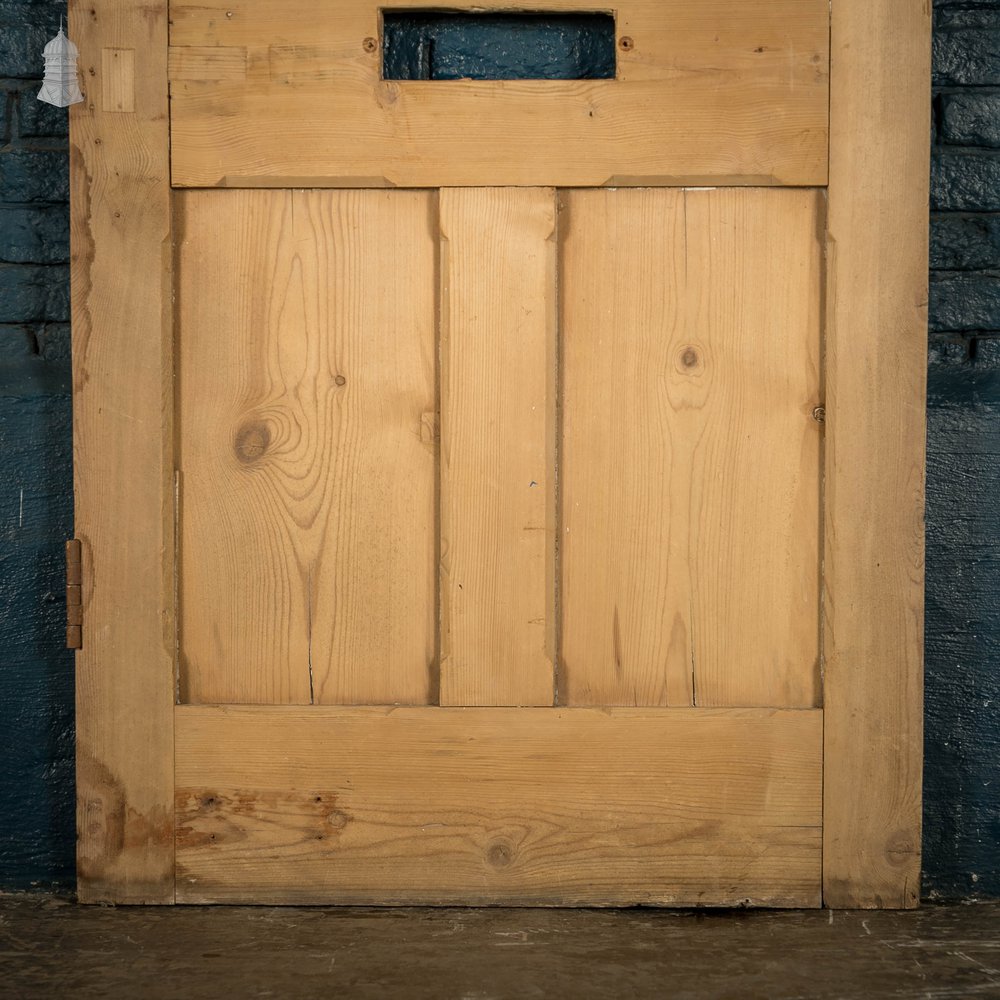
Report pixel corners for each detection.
[70,0,929,907]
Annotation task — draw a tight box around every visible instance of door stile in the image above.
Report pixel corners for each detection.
[69,0,176,902]
[823,0,930,908]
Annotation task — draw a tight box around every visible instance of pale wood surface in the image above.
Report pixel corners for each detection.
[176,190,437,705]
[168,46,248,82]
[100,48,135,113]
[439,189,556,707]
[561,188,822,708]
[175,705,823,906]
[823,0,929,909]
[167,0,829,188]
[70,3,175,901]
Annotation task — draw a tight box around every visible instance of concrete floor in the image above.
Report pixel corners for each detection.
[0,896,998,999]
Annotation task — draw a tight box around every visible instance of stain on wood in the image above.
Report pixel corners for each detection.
[76,749,173,902]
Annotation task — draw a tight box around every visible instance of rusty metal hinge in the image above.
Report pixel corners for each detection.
[66,539,82,650]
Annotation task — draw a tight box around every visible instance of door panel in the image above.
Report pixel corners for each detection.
[175,705,822,906]
[172,187,827,904]
[440,188,557,707]
[561,188,823,707]
[177,189,437,705]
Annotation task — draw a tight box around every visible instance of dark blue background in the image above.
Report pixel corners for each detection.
[0,4,997,897]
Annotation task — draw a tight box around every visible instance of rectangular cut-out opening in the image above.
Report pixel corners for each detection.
[382,10,616,80]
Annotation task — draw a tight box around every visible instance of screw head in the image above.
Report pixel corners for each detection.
[812,406,826,423]
[363,36,378,53]
[619,36,634,51]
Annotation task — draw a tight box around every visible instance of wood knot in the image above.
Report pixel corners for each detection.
[334,374,347,387]
[377,82,400,108]
[326,809,349,830]
[678,346,702,372]
[235,421,270,464]
[885,832,917,865]
[486,840,515,869]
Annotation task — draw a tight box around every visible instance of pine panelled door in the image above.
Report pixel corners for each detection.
[69,0,929,907]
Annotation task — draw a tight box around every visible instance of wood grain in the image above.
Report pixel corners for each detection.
[100,48,135,113]
[561,188,822,708]
[439,189,556,707]
[175,705,823,906]
[70,0,174,902]
[168,46,248,82]
[823,0,930,909]
[176,189,437,706]
[167,0,829,188]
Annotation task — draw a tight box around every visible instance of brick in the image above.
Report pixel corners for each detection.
[928,335,972,368]
[935,7,1000,30]
[974,334,1000,366]
[934,29,1000,85]
[0,148,68,203]
[0,263,69,322]
[0,83,69,141]
[14,84,68,139]
[934,0,1000,30]
[0,205,69,264]
[0,322,71,395]
[926,334,1000,417]
[932,151,1000,210]
[929,270,1000,331]
[931,213,1000,269]
[33,321,69,363]
[940,92,1000,147]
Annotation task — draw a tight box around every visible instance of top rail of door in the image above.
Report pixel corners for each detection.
[168,0,830,189]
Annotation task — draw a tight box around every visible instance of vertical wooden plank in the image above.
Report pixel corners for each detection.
[683,189,822,707]
[561,188,822,708]
[70,1,174,901]
[439,188,557,707]
[177,190,436,706]
[823,0,930,908]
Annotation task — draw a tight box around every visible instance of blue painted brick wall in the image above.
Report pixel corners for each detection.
[0,3,998,897]
[925,0,1000,899]
[0,0,75,890]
